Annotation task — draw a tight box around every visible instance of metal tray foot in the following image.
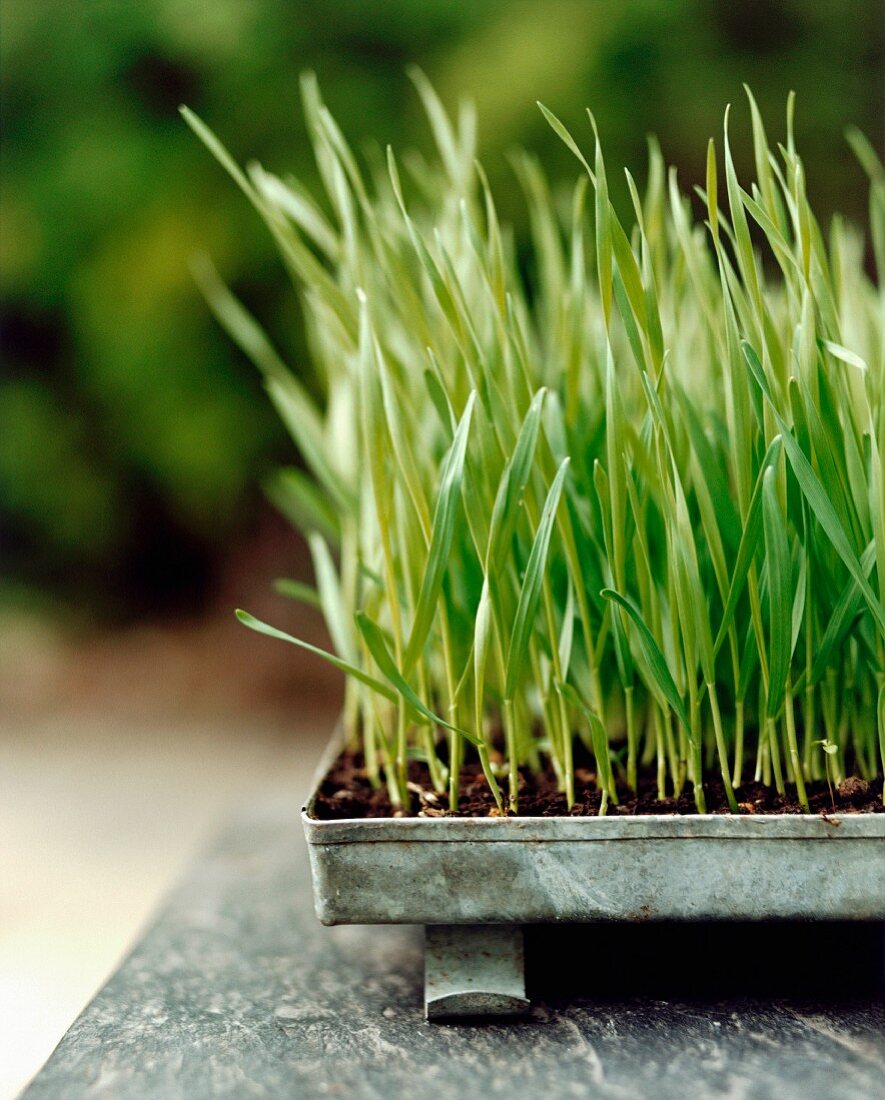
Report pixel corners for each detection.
[424,924,530,1020]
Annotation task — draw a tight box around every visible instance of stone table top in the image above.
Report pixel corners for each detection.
[26,790,885,1100]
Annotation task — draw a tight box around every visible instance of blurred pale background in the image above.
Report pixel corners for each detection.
[1,0,882,1095]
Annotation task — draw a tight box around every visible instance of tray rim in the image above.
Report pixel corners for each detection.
[302,724,885,845]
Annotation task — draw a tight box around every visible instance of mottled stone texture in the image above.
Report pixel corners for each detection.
[27,791,885,1100]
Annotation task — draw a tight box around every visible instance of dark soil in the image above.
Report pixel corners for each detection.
[312,748,884,819]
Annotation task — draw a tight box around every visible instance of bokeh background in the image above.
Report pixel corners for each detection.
[2,0,883,627]
[1,1,882,1094]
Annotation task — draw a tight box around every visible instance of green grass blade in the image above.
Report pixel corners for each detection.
[536,103,594,180]
[486,388,546,573]
[591,115,613,327]
[794,541,877,692]
[556,680,614,794]
[878,681,885,780]
[273,579,322,609]
[743,341,885,638]
[356,612,482,745]
[601,589,691,732]
[308,532,355,663]
[761,466,792,717]
[264,467,340,545]
[236,609,396,702]
[504,458,570,700]
[403,391,476,674]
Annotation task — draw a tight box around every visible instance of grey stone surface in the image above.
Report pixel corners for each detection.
[26,790,885,1100]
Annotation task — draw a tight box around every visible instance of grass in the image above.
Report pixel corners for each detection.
[184,75,884,814]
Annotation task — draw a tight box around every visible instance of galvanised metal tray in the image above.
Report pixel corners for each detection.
[302,729,885,1018]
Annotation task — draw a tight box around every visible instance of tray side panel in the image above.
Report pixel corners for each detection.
[308,836,885,924]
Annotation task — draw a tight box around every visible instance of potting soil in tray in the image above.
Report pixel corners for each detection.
[313,748,884,819]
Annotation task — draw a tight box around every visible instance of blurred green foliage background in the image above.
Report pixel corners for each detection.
[1,0,882,622]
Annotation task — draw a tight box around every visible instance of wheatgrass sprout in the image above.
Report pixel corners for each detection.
[185,76,884,814]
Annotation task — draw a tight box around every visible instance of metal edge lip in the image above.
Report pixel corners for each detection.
[301,722,885,844]
[302,811,885,844]
[301,721,349,820]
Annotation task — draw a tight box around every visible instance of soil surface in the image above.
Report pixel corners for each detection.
[312,748,884,819]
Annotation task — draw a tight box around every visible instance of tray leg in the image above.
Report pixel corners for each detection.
[424,924,530,1020]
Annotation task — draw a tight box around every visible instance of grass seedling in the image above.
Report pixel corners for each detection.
[185,76,884,814]
[813,738,839,814]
